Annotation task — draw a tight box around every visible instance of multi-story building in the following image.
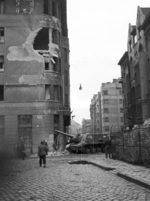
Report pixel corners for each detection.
[118,6,150,128]
[100,79,123,136]
[90,94,97,133]
[0,0,70,154]
[82,118,91,134]
[90,92,102,134]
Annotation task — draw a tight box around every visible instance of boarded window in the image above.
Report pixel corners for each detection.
[33,28,49,50]
[0,55,4,70]
[0,27,4,43]
[45,85,50,100]
[0,85,4,101]
[0,0,4,14]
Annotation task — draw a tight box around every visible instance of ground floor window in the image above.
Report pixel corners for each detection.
[18,115,32,151]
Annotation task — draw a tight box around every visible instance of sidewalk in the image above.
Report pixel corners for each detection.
[88,155,150,190]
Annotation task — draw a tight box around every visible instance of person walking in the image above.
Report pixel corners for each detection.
[105,136,112,159]
[38,141,49,167]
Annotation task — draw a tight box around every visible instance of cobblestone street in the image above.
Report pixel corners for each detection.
[0,154,150,201]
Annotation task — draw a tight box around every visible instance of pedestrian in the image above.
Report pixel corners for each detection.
[38,141,49,167]
[105,136,112,159]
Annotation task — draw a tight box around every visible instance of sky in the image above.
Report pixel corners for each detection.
[67,0,150,125]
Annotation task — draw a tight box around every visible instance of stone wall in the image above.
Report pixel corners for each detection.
[115,128,150,165]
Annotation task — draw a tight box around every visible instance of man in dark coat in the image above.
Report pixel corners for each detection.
[105,136,112,158]
[38,141,49,167]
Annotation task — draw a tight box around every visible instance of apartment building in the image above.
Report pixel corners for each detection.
[82,118,91,134]
[90,92,102,134]
[100,79,123,136]
[0,0,70,154]
[118,6,150,128]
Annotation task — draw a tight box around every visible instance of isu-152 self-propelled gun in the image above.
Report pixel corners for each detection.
[55,130,105,154]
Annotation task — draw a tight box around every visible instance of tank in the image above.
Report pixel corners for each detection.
[55,130,105,154]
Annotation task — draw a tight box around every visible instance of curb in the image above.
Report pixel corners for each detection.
[117,172,150,190]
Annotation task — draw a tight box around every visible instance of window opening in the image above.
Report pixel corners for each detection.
[103,90,108,95]
[45,85,50,100]
[44,0,48,14]
[33,28,49,50]
[52,1,60,18]
[0,85,4,101]
[52,29,60,45]
[0,55,4,70]
[0,0,4,14]
[0,27,4,43]
[54,85,59,100]
[45,62,49,71]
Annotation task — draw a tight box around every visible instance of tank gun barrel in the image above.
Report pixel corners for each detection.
[55,130,74,138]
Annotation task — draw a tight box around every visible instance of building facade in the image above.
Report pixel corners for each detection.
[82,118,91,134]
[0,0,70,154]
[100,79,123,136]
[118,6,150,129]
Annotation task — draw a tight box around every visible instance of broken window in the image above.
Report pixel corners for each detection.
[44,0,49,14]
[0,28,4,43]
[0,85,4,101]
[33,28,49,50]
[51,57,61,73]
[0,55,4,70]
[52,29,60,45]
[52,1,60,19]
[0,0,4,14]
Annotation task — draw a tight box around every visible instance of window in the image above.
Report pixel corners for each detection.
[105,117,109,122]
[52,1,60,19]
[63,48,67,62]
[51,57,61,73]
[0,115,4,148]
[0,0,4,14]
[54,85,59,100]
[65,71,68,85]
[104,108,109,113]
[45,85,51,100]
[120,108,123,113]
[0,28,4,43]
[105,126,109,131]
[44,0,49,14]
[45,62,49,71]
[65,94,69,107]
[119,90,122,95]
[120,117,123,122]
[0,85,4,101]
[103,90,108,95]
[119,99,122,104]
[52,29,60,45]
[0,55,4,70]
[18,115,32,149]
[103,99,108,104]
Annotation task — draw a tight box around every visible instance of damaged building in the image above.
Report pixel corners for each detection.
[0,0,70,154]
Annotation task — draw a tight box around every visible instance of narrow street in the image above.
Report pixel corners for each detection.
[0,154,150,201]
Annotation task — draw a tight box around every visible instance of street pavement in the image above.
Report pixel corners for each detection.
[0,153,150,201]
